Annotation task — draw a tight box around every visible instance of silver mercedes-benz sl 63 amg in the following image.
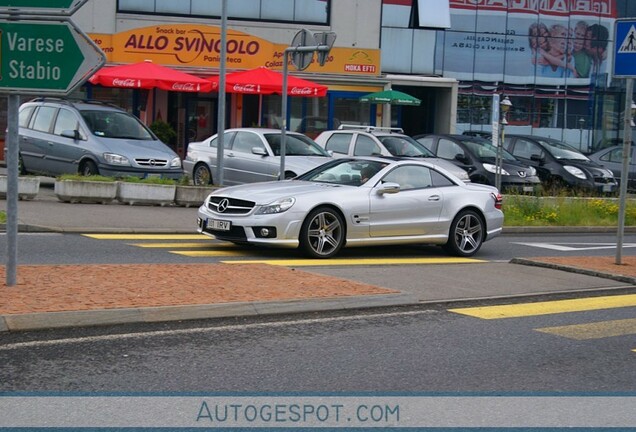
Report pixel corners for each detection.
[197,157,504,258]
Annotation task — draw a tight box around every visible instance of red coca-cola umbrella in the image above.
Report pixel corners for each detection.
[209,66,327,96]
[89,61,214,92]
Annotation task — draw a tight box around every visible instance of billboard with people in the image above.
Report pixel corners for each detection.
[436,0,616,86]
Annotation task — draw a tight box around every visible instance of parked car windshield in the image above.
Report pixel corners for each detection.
[537,138,589,161]
[297,159,388,186]
[463,138,517,162]
[265,133,330,156]
[377,135,433,157]
[81,110,155,140]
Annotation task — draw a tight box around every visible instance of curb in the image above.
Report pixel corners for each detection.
[510,258,636,285]
[0,293,417,332]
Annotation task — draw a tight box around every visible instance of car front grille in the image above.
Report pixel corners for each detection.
[202,225,247,242]
[208,196,255,215]
[593,176,615,184]
[135,158,169,167]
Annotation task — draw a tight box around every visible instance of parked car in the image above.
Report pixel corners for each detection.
[17,98,183,179]
[413,134,541,193]
[588,145,636,191]
[183,128,332,186]
[197,157,503,258]
[314,125,471,183]
[502,134,617,194]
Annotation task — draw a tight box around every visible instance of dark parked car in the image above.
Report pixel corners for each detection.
[588,145,636,191]
[413,134,541,193]
[502,134,617,194]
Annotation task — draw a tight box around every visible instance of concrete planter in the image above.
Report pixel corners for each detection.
[54,179,118,204]
[174,185,216,208]
[117,182,176,206]
[0,175,40,200]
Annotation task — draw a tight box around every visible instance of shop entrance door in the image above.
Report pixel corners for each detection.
[187,98,216,144]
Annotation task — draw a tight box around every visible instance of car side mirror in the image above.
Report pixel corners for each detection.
[377,182,401,195]
[251,147,267,156]
[530,154,544,163]
[61,129,81,141]
[455,153,469,164]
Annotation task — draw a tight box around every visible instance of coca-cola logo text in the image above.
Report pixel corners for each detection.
[233,84,259,93]
[112,78,138,87]
[172,83,197,91]
[290,87,314,95]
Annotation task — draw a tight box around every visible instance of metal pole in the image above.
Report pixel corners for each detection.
[280,49,290,180]
[215,0,227,186]
[616,78,633,265]
[6,95,19,286]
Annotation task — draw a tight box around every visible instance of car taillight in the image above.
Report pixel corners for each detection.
[492,193,503,210]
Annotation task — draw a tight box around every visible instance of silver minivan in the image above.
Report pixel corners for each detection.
[17,98,183,179]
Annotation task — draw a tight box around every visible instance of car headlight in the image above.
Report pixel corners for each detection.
[483,163,510,176]
[255,197,296,215]
[564,165,587,180]
[103,153,130,166]
[170,157,182,168]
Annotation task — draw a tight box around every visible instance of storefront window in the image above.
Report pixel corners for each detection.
[119,0,329,24]
[333,93,371,127]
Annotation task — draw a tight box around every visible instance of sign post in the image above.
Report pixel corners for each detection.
[280,29,335,179]
[612,18,636,265]
[0,4,105,286]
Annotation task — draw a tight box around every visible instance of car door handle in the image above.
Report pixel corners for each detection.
[226,152,235,158]
[428,195,441,201]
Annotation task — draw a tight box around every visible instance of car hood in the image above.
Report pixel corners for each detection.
[559,159,613,176]
[408,157,470,182]
[99,137,179,159]
[211,180,345,203]
[282,155,332,174]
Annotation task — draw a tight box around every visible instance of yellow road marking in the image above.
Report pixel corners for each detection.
[170,250,249,257]
[220,258,484,266]
[130,242,232,248]
[83,234,208,240]
[449,294,636,319]
[536,318,636,340]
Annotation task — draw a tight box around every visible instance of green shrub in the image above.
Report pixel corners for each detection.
[149,119,177,145]
[57,174,116,182]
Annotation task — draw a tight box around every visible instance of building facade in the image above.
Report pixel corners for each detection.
[4,0,632,157]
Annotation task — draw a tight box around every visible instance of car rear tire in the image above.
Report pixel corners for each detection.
[299,207,345,258]
[193,164,212,185]
[80,160,99,176]
[443,209,484,257]
[18,154,27,175]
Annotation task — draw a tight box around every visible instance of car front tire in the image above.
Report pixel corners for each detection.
[444,209,484,257]
[80,160,99,176]
[300,206,345,258]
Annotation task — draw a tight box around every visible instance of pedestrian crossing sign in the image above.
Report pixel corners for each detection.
[614,19,636,78]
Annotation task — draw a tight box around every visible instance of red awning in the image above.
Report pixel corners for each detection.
[89,61,214,92]
[209,67,327,97]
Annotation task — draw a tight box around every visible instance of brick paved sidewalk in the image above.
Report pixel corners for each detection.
[0,263,397,315]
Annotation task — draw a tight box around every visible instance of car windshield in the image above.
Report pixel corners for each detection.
[265,133,330,156]
[538,138,589,161]
[81,110,155,140]
[463,138,517,162]
[377,135,433,157]
[297,159,389,186]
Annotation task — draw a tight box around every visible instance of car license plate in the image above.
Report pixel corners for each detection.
[145,173,161,179]
[523,186,534,192]
[602,184,613,192]
[208,219,231,231]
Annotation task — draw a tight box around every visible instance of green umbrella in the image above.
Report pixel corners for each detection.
[359,89,421,106]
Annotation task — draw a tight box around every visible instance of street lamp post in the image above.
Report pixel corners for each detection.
[616,80,636,265]
[579,118,585,152]
[495,96,512,191]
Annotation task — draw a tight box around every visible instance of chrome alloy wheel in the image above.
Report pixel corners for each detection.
[445,209,484,257]
[300,207,345,258]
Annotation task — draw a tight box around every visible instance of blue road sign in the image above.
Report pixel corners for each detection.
[614,19,636,78]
